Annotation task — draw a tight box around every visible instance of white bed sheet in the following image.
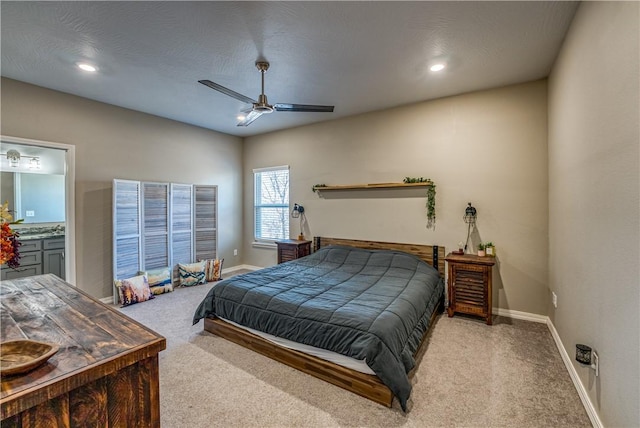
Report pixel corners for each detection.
[221,317,376,375]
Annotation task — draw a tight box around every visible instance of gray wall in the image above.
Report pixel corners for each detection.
[1,172,14,210]
[245,80,549,316]
[1,78,244,300]
[548,2,639,427]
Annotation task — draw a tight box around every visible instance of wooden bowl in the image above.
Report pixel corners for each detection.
[0,339,59,376]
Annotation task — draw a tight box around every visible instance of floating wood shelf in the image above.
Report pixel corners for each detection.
[313,182,432,191]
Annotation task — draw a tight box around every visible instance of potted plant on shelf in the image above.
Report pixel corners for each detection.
[477,243,486,257]
[485,242,495,257]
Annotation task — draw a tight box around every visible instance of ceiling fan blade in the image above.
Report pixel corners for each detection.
[274,103,334,113]
[198,80,256,104]
[237,110,264,127]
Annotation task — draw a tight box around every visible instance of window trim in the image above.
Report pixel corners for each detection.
[253,165,290,244]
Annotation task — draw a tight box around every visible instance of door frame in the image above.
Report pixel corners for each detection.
[1,135,76,285]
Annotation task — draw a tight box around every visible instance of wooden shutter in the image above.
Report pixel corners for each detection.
[194,185,217,261]
[170,183,193,266]
[113,179,142,304]
[141,182,170,270]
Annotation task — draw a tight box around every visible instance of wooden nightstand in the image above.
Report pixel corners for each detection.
[276,239,312,264]
[445,253,496,325]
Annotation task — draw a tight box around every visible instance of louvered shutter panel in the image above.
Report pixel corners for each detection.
[171,183,193,265]
[194,185,217,261]
[113,179,142,304]
[142,182,170,270]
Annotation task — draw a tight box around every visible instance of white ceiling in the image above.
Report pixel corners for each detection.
[1,1,578,137]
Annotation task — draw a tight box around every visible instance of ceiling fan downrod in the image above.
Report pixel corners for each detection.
[254,61,273,113]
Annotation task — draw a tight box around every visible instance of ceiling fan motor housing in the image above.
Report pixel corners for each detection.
[255,94,274,113]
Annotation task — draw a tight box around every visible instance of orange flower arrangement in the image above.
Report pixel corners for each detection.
[1,201,22,268]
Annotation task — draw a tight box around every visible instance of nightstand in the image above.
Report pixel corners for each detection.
[445,253,496,325]
[276,239,312,264]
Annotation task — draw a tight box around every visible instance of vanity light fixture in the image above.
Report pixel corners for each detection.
[2,149,41,169]
[430,63,446,72]
[6,149,20,167]
[29,157,41,169]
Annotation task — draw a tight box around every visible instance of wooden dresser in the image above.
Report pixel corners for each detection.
[445,253,496,325]
[1,274,166,427]
[276,239,312,264]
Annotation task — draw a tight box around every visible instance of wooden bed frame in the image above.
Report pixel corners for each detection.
[203,237,446,407]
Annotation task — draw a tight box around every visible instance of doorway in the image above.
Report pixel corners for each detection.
[0,135,76,284]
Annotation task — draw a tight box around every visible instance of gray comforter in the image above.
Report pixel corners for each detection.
[193,245,444,410]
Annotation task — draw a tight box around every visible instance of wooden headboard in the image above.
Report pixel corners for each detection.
[313,236,446,278]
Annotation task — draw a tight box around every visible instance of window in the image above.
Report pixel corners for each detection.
[254,166,289,242]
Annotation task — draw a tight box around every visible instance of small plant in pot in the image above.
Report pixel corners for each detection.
[477,243,486,257]
[484,242,495,256]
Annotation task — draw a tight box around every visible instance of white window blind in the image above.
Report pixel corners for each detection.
[254,166,289,241]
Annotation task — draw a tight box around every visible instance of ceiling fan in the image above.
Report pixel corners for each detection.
[199,61,334,127]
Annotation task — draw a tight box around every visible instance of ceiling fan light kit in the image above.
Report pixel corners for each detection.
[199,61,334,127]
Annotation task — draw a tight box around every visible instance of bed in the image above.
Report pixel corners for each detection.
[193,237,445,410]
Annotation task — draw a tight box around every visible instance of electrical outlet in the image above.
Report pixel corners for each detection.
[593,351,599,377]
[552,292,558,308]
[233,249,238,256]
[26,210,35,217]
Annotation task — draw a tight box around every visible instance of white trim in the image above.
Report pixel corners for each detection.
[485,307,601,427]
[1,135,76,285]
[493,307,548,323]
[100,296,114,305]
[546,319,602,428]
[252,165,290,173]
[222,264,261,273]
[252,240,277,249]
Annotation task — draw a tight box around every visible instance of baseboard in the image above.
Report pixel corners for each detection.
[222,264,261,273]
[493,308,601,427]
[546,319,602,428]
[492,307,547,323]
[99,296,113,305]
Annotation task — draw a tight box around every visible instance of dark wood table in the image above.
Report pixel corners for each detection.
[1,274,166,427]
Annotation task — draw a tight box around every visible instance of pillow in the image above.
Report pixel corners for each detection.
[139,267,173,295]
[115,274,154,307]
[203,258,224,282]
[178,261,206,287]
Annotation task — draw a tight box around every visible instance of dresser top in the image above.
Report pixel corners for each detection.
[1,274,165,417]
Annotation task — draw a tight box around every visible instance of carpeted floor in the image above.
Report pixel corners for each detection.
[118,269,591,427]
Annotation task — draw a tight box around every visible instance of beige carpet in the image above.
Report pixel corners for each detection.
[118,270,591,428]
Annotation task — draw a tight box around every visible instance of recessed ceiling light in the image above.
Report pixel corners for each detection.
[77,63,97,72]
[430,63,445,72]
[237,114,246,121]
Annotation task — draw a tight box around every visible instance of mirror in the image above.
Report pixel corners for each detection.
[1,172,65,223]
[0,143,66,224]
